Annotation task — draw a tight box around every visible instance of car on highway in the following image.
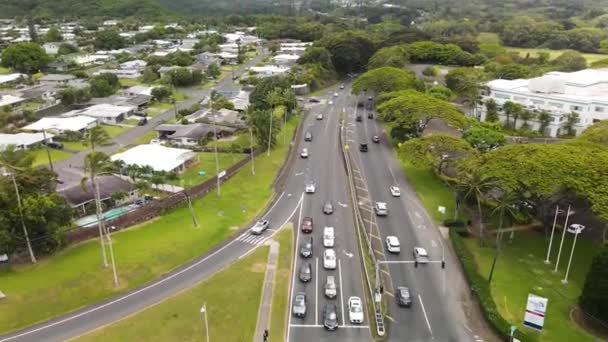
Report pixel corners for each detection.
[333,92,339,97]
[304,131,313,141]
[396,286,412,307]
[250,220,270,235]
[356,115,362,122]
[300,148,309,158]
[323,248,337,270]
[390,185,401,197]
[292,292,307,318]
[305,181,316,193]
[323,226,335,247]
[301,216,313,233]
[359,143,368,152]
[372,135,380,143]
[368,96,373,101]
[340,84,345,89]
[348,296,364,324]
[299,262,312,283]
[325,275,337,298]
[414,247,430,264]
[309,97,321,103]
[323,304,339,330]
[316,113,324,120]
[300,236,313,258]
[386,236,401,254]
[323,200,334,214]
[328,100,333,105]
[375,202,388,216]
[368,112,374,119]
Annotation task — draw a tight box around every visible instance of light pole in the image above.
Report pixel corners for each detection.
[41,130,54,172]
[562,224,585,284]
[544,205,561,264]
[554,205,572,273]
[200,303,210,342]
[249,126,255,175]
[105,225,119,287]
[6,172,36,263]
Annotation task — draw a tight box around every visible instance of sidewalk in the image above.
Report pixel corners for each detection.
[254,240,279,342]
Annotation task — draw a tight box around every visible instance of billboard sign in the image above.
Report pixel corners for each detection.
[523,294,548,330]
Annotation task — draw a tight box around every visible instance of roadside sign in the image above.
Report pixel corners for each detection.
[218,170,226,179]
[523,294,548,330]
[438,206,446,214]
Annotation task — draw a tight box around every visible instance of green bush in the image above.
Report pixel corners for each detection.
[449,228,535,341]
[443,219,465,227]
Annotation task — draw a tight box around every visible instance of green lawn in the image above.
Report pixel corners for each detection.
[506,47,607,63]
[31,148,72,167]
[269,225,293,342]
[145,102,173,117]
[77,246,269,342]
[477,32,501,44]
[132,130,157,145]
[0,66,11,74]
[0,115,300,333]
[60,141,88,152]
[464,231,602,342]
[173,92,189,101]
[119,78,143,87]
[168,152,245,188]
[102,124,131,138]
[214,132,257,150]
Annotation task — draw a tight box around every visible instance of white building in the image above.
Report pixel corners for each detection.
[0,94,25,108]
[111,144,197,173]
[24,115,97,133]
[478,68,608,136]
[39,74,76,85]
[249,65,290,78]
[43,42,60,55]
[272,54,300,65]
[67,104,136,124]
[92,68,141,79]
[120,59,147,70]
[0,73,25,85]
[0,132,54,150]
[70,54,112,66]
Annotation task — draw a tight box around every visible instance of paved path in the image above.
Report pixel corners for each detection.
[254,240,279,342]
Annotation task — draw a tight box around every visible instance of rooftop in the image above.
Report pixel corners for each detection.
[0,94,25,107]
[77,104,136,118]
[23,115,97,132]
[39,74,76,82]
[111,144,197,172]
[0,132,53,149]
[59,175,134,207]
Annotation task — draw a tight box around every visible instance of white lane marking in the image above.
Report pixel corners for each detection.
[315,257,319,326]
[414,211,422,219]
[337,201,348,208]
[417,224,427,230]
[418,294,434,336]
[338,259,346,326]
[286,194,305,342]
[431,240,437,248]
[295,171,304,176]
[343,251,353,258]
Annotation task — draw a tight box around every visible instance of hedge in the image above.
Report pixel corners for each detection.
[449,228,535,341]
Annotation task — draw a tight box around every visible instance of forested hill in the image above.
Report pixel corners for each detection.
[0,0,172,18]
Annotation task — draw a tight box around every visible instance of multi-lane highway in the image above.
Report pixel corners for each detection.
[345,91,479,341]
[287,83,371,342]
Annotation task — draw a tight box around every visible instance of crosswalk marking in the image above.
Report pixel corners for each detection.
[236,233,267,245]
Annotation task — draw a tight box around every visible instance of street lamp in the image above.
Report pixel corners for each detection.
[94,181,118,286]
[200,303,210,342]
[554,205,573,273]
[4,172,36,263]
[562,224,586,284]
[544,205,564,264]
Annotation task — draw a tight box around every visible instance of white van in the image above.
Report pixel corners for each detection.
[323,226,335,247]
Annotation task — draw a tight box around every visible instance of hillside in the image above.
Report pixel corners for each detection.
[0,0,171,18]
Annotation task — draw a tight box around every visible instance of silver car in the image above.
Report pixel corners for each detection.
[292,292,307,318]
[325,275,337,298]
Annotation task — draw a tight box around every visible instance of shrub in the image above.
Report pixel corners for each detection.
[443,219,465,227]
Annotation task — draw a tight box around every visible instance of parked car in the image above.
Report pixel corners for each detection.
[323,304,339,330]
[292,292,307,317]
[323,201,334,215]
[324,275,337,298]
[309,97,321,103]
[333,92,339,97]
[300,236,313,258]
[301,216,313,233]
[250,220,270,235]
[304,131,313,141]
[390,185,401,197]
[386,236,401,254]
[413,247,430,264]
[375,202,388,216]
[340,84,345,89]
[396,286,412,307]
[323,226,335,247]
[299,262,312,282]
[348,297,364,324]
[368,112,374,119]
[44,141,63,149]
[356,115,362,122]
[323,248,337,270]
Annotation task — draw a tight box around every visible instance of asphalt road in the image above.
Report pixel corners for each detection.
[287,83,371,342]
[346,93,480,342]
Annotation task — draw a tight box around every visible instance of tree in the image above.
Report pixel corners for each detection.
[142,66,159,83]
[519,110,536,130]
[169,51,194,67]
[578,120,608,146]
[499,16,562,48]
[561,111,580,136]
[151,86,172,102]
[297,46,334,70]
[445,67,486,118]
[463,125,506,152]
[319,30,377,74]
[553,51,587,72]
[398,134,477,173]
[456,170,499,243]
[579,245,608,323]
[84,125,112,152]
[352,67,418,94]
[57,43,78,55]
[247,108,279,151]
[205,63,221,79]
[485,99,499,122]
[488,189,518,284]
[44,26,63,42]
[422,65,439,77]
[537,111,552,134]
[90,73,120,97]
[58,86,91,105]
[249,76,292,111]
[1,42,51,73]
[502,101,523,129]
[490,63,530,80]
[367,45,409,69]
[94,30,126,50]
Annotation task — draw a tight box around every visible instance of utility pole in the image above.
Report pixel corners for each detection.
[267,109,273,156]
[210,89,220,197]
[105,225,119,287]
[200,304,210,342]
[554,205,572,273]
[249,126,255,175]
[41,130,54,172]
[10,173,36,263]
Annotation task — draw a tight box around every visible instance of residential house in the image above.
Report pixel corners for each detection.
[273,54,300,65]
[119,60,147,71]
[155,123,236,146]
[229,90,251,112]
[24,115,97,134]
[0,132,54,151]
[39,74,76,85]
[478,68,608,136]
[88,95,151,110]
[68,103,136,124]
[0,94,25,108]
[111,144,197,173]
[123,86,156,97]
[60,175,136,214]
[0,73,25,86]
[43,42,60,55]
[92,68,141,79]
[196,52,220,66]
[217,52,238,64]
[249,65,290,78]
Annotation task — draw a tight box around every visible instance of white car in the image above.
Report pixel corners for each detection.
[323,248,337,269]
[390,186,401,197]
[323,226,335,247]
[333,92,339,97]
[413,247,429,264]
[386,236,401,254]
[250,220,270,235]
[316,113,323,120]
[374,202,388,216]
[305,181,316,194]
[300,148,309,158]
[348,296,364,324]
[328,100,333,105]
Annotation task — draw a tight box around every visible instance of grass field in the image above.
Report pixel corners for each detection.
[465,231,602,342]
[77,246,269,342]
[269,226,293,342]
[119,78,143,87]
[0,115,300,333]
[31,148,72,167]
[214,131,257,150]
[168,152,245,188]
[145,102,173,117]
[60,141,88,152]
[102,125,131,138]
[0,66,10,74]
[132,130,157,145]
[173,92,189,101]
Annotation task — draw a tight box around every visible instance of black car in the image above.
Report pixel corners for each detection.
[323,304,339,331]
[359,143,368,152]
[357,102,364,108]
[356,115,362,122]
[300,236,313,258]
[397,286,412,307]
[304,131,313,141]
[309,97,321,103]
[299,262,312,283]
[45,141,63,149]
[372,135,380,143]
[368,112,374,119]
[323,201,334,215]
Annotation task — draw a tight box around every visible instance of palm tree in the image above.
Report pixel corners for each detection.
[82,151,114,267]
[266,88,284,156]
[488,190,518,283]
[561,111,580,136]
[484,99,499,122]
[519,110,536,130]
[83,125,112,152]
[537,111,552,135]
[502,101,522,129]
[456,171,498,244]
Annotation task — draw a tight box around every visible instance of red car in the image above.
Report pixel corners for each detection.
[301,217,313,233]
